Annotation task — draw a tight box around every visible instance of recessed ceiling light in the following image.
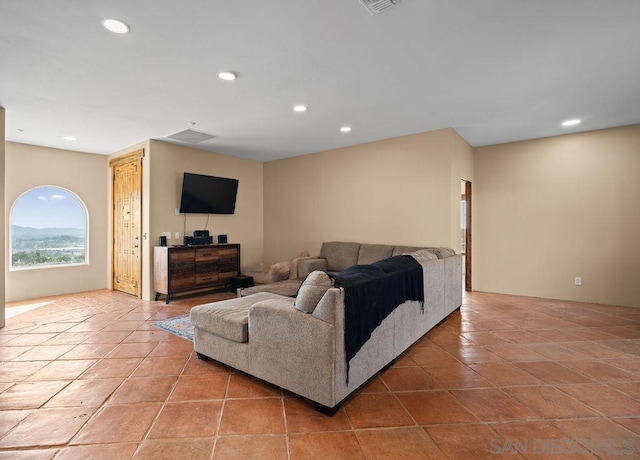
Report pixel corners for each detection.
[340,126,351,133]
[102,18,129,34]
[293,105,308,112]
[562,119,581,127]
[63,136,77,141]
[218,71,237,81]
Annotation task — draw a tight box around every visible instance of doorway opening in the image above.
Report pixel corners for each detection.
[461,179,472,291]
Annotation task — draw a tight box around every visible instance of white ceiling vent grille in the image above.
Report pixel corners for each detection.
[359,0,400,15]
[166,129,216,144]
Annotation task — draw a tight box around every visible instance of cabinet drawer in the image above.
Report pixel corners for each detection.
[218,256,237,265]
[169,250,195,264]
[218,248,238,258]
[196,273,219,285]
[169,263,195,275]
[195,249,219,263]
[218,262,237,274]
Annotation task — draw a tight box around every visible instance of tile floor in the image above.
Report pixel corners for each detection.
[1,289,639,459]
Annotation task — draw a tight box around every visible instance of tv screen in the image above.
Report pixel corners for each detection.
[179,172,239,214]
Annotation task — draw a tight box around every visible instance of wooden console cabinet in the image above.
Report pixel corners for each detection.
[154,244,240,303]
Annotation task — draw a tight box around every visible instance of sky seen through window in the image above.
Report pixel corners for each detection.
[12,186,85,229]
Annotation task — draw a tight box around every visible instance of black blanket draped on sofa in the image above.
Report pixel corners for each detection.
[328,255,424,383]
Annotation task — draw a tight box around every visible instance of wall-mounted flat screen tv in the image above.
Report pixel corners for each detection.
[179,172,239,214]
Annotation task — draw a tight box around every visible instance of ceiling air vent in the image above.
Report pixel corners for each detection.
[167,129,216,144]
[359,0,400,15]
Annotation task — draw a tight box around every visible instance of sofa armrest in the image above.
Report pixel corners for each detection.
[248,299,336,407]
[290,256,315,280]
[297,258,328,278]
[248,299,333,351]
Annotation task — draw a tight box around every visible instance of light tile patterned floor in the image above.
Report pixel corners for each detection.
[1,289,639,459]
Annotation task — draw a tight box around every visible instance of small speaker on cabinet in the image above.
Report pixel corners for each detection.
[160,235,167,246]
[217,234,228,244]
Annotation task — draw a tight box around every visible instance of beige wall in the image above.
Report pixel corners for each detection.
[450,130,474,250]
[144,140,264,300]
[9,122,636,310]
[263,128,473,262]
[1,108,5,327]
[4,142,110,302]
[474,124,640,307]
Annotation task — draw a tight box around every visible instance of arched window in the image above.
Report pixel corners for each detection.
[10,186,88,270]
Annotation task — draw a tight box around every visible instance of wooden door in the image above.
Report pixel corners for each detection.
[111,150,143,297]
[462,179,472,291]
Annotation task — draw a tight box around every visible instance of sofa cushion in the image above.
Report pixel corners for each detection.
[425,247,456,259]
[190,292,282,343]
[406,249,438,265]
[320,242,361,272]
[392,246,424,256]
[294,271,334,313]
[357,244,394,265]
[311,288,340,324]
[240,279,302,297]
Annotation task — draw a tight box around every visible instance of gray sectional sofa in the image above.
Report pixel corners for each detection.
[190,241,462,413]
[239,241,461,308]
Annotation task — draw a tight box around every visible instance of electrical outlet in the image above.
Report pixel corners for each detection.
[175,232,180,239]
[574,276,582,286]
[175,208,180,215]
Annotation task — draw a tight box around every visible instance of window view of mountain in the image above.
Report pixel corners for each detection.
[10,185,88,269]
[11,225,85,267]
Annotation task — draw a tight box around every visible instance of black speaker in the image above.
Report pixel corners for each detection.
[160,235,167,246]
[184,235,212,245]
[217,234,228,244]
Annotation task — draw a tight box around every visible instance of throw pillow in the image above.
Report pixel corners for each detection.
[294,270,333,314]
[270,260,292,281]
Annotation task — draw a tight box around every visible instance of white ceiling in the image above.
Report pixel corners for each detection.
[1,0,639,162]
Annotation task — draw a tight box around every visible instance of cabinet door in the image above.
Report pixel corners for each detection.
[218,246,239,281]
[169,249,195,289]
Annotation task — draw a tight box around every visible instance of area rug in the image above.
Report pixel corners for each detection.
[154,314,194,341]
